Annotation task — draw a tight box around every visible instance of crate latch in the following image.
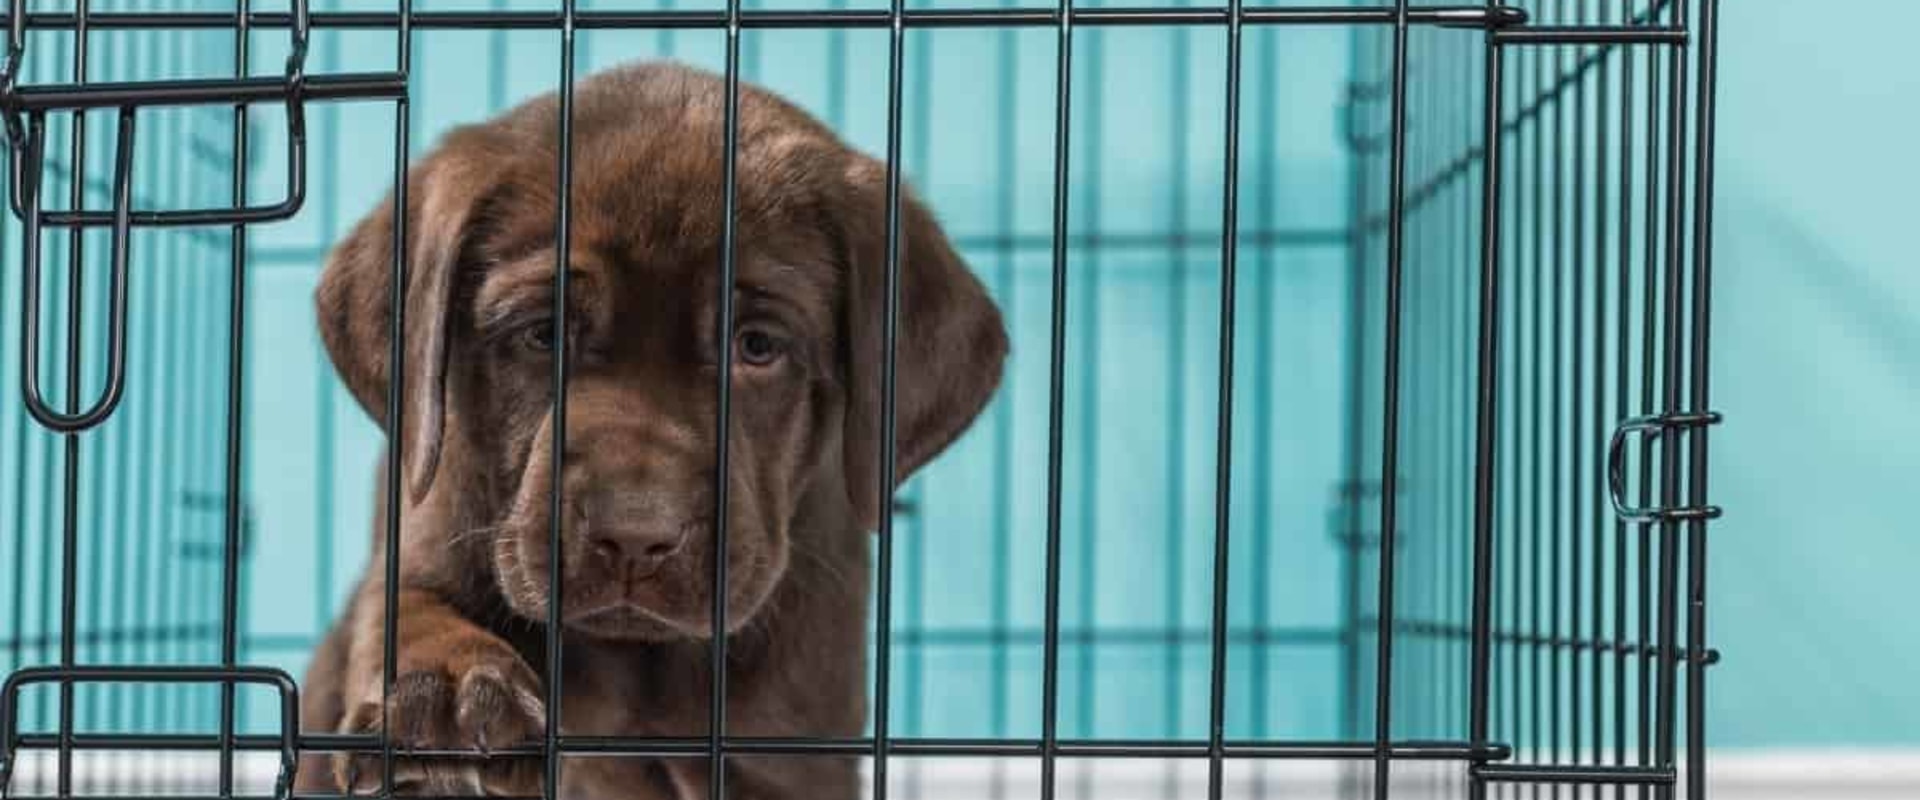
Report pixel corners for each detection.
[1606,411,1723,524]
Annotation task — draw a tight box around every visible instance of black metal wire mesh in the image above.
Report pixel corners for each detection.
[0,0,1723,798]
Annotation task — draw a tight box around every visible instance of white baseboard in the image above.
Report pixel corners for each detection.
[1702,749,1920,799]
[6,748,1918,798]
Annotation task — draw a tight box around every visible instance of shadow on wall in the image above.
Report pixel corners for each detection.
[1710,0,1920,748]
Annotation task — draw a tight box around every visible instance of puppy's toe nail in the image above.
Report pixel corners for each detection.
[345,760,380,796]
[343,702,383,736]
[514,690,545,732]
[458,665,546,742]
[509,684,548,731]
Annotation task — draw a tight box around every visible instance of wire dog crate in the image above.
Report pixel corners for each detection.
[0,0,1723,797]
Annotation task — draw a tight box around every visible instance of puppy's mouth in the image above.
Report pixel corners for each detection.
[564,598,704,640]
[490,526,786,642]
[560,570,714,640]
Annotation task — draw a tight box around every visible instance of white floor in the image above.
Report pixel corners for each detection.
[6,749,1918,798]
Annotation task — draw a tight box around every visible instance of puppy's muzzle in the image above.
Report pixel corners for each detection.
[581,486,699,583]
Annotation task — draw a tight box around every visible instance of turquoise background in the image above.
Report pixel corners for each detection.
[1707,0,1920,747]
[0,0,1914,753]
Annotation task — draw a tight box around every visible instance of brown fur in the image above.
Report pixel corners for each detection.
[296,61,1008,798]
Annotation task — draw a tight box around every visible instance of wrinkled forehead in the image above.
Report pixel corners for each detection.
[470,253,840,348]
[469,189,841,337]
[572,205,841,327]
[490,110,843,245]
[464,95,850,324]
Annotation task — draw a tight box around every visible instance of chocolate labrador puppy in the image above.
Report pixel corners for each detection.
[296,61,1007,797]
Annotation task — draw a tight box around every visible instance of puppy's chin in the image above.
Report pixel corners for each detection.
[562,602,707,641]
[488,529,787,642]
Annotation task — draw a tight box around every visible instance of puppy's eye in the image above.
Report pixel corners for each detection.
[519,321,557,352]
[734,326,786,367]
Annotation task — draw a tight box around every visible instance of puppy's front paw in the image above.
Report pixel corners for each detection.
[335,644,547,795]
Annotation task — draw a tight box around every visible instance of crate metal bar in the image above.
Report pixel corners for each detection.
[1463,0,1507,698]
[157,14,186,737]
[3,74,400,115]
[217,0,255,786]
[1036,0,1070,789]
[0,6,1531,31]
[6,796,298,800]
[1636,17,1660,800]
[96,20,131,746]
[56,21,88,791]
[1476,766,1672,786]
[1614,11,1635,798]
[1569,1,1592,781]
[546,0,579,790]
[1548,0,1567,782]
[1492,27,1682,44]
[9,733,1516,761]
[1526,34,1545,790]
[1506,47,1526,800]
[870,0,906,787]
[1653,4,1690,796]
[126,16,166,748]
[1588,1,1612,782]
[1368,1,1411,796]
[1685,3,1721,799]
[376,0,414,786]
[1444,39,1467,786]
[58,104,79,800]
[1204,0,1246,792]
[699,0,743,792]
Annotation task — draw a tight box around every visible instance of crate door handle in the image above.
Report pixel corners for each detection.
[16,109,136,433]
[1606,411,1724,524]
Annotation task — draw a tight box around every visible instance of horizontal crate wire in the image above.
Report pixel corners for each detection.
[0,0,1722,799]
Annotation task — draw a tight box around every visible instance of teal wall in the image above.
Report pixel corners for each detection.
[1707,0,1920,747]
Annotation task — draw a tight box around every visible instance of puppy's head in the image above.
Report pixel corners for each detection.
[317,62,1006,641]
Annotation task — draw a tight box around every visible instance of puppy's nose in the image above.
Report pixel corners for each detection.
[590,527,688,579]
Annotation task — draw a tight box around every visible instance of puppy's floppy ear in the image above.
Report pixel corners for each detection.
[316,125,510,506]
[836,156,1009,531]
